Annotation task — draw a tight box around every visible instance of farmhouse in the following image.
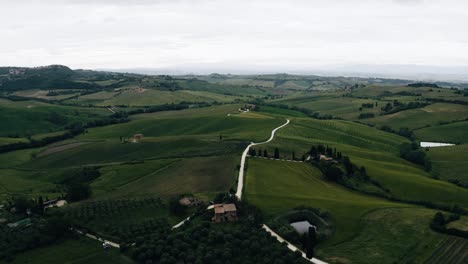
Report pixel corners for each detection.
[133,134,144,140]
[319,154,333,161]
[245,104,256,110]
[179,196,201,207]
[212,203,238,223]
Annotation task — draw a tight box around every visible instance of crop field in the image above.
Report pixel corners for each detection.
[324,208,447,264]
[414,121,468,144]
[423,236,468,264]
[0,169,61,201]
[427,144,468,185]
[275,96,381,119]
[0,104,281,201]
[0,237,132,264]
[259,118,468,209]
[447,215,468,231]
[0,98,110,137]
[245,158,404,247]
[79,115,283,142]
[67,88,244,106]
[11,89,81,101]
[363,103,468,130]
[92,155,239,199]
[1,68,468,264]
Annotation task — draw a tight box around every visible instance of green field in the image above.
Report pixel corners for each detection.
[324,208,448,264]
[245,159,448,263]
[92,155,239,199]
[245,158,403,246]
[0,104,282,201]
[426,144,468,185]
[275,95,381,119]
[67,88,244,106]
[0,98,110,137]
[364,103,468,130]
[257,118,468,209]
[423,236,468,264]
[2,69,468,264]
[0,238,132,264]
[415,121,468,144]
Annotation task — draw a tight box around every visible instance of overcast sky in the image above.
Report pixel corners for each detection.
[1,0,467,72]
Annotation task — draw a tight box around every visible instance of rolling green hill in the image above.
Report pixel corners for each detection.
[259,118,468,209]
[245,159,446,263]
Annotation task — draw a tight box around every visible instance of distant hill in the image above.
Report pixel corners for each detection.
[0,65,128,92]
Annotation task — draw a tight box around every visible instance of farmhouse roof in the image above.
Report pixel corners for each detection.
[223,203,237,212]
[213,203,237,213]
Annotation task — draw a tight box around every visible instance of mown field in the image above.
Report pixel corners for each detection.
[0,237,133,264]
[245,159,448,263]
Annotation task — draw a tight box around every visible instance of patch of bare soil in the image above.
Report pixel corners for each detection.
[37,142,90,158]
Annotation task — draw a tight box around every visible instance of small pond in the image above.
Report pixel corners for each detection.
[290,221,317,234]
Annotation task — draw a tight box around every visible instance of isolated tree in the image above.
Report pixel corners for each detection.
[310,146,317,158]
[37,196,44,214]
[342,156,353,174]
[305,226,317,259]
[292,151,296,160]
[274,148,280,159]
[263,149,268,157]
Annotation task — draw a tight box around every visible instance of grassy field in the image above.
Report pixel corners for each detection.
[426,144,468,185]
[0,169,61,201]
[0,98,110,137]
[363,103,468,130]
[274,95,381,119]
[244,158,449,263]
[414,121,468,144]
[92,155,239,199]
[324,208,448,264]
[245,158,404,246]
[0,104,282,201]
[258,118,468,209]
[0,237,133,264]
[423,236,468,264]
[447,215,468,231]
[67,88,244,106]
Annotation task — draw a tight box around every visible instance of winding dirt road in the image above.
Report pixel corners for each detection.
[235,119,290,199]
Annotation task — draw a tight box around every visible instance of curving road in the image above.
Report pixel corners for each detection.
[235,119,290,200]
[263,224,328,264]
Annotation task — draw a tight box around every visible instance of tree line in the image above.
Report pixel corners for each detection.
[430,212,468,238]
[399,142,432,171]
